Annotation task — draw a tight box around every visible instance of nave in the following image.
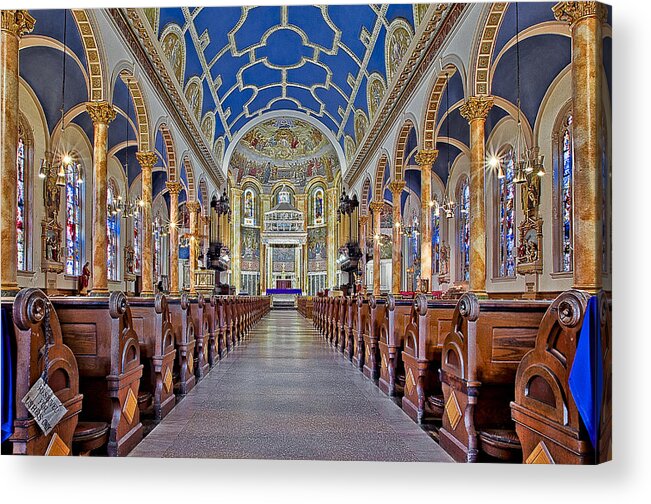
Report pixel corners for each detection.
[130,311,450,461]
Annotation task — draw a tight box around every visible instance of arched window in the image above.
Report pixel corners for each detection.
[555,111,573,273]
[133,208,141,273]
[65,161,83,276]
[432,196,440,274]
[16,135,27,271]
[457,177,470,282]
[312,187,325,225]
[497,148,516,277]
[107,180,120,281]
[243,188,256,226]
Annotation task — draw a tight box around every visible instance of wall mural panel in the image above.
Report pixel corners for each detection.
[272,245,295,272]
[308,227,327,272]
[241,227,260,272]
[232,117,337,191]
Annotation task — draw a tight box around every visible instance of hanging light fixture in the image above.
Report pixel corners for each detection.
[441,65,456,219]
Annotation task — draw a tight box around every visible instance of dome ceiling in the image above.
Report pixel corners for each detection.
[231,116,338,192]
[148,4,420,159]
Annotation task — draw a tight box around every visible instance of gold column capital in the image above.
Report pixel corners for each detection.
[86,101,116,125]
[460,95,494,123]
[231,188,243,197]
[415,149,439,167]
[553,1,608,26]
[136,150,158,170]
[369,200,384,213]
[359,215,369,226]
[165,180,183,195]
[388,180,406,198]
[1,10,35,37]
[186,200,201,213]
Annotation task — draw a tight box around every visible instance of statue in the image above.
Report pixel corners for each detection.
[521,174,541,220]
[439,243,450,276]
[78,261,91,295]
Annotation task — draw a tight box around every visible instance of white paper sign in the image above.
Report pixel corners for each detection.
[21,377,67,436]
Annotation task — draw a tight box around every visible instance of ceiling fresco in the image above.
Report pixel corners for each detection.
[231,116,337,191]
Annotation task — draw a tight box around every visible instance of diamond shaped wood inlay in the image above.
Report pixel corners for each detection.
[405,368,416,396]
[164,367,173,393]
[45,432,70,456]
[123,388,137,425]
[445,391,462,431]
[526,441,555,464]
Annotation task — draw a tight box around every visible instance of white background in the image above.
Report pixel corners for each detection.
[2,0,649,502]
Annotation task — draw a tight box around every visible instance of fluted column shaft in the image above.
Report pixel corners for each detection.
[187,200,201,295]
[231,189,242,293]
[0,11,34,295]
[137,151,157,296]
[389,180,405,294]
[415,149,438,292]
[87,101,116,295]
[370,201,383,296]
[554,1,606,293]
[326,187,337,288]
[166,181,182,296]
[460,96,493,297]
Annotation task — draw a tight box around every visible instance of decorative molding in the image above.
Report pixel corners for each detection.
[121,72,150,152]
[86,101,116,125]
[423,65,458,150]
[136,150,158,169]
[394,120,416,181]
[72,10,105,101]
[415,149,439,166]
[553,1,608,27]
[1,10,35,37]
[473,3,508,96]
[459,95,494,122]
[345,3,467,186]
[388,179,406,197]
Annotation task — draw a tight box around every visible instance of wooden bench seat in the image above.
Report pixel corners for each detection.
[3,288,83,456]
[51,292,144,456]
[190,293,211,380]
[378,295,412,398]
[401,295,456,423]
[168,294,196,396]
[352,295,368,371]
[439,293,550,463]
[511,290,612,464]
[127,294,176,423]
[362,295,385,381]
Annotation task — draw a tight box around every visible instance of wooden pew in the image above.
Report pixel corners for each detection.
[190,293,210,380]
[216,296,229,358]
[352,294,368,370]
[401,295,456,423]
[168,293,196,396]
[4,288,83,455]
[439,293,550,463]
[207,295,219,366]
[378,295,413,398]
[127,294,176,423]
[343,297,355,360]
[362,295,385,381]
[511,290,612,464]
[335,297,347,351]
[52,292,144,456]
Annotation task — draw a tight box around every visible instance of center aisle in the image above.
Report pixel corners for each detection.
[130,310,452,461]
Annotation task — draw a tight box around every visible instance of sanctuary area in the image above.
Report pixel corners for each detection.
[0,2,611,464]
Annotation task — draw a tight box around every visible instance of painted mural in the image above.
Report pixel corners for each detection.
[241,227,260,271]
[232,117,337,190]
[308,227,327,272]
[272,245,295,272]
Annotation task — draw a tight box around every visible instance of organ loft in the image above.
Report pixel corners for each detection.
[1,2,611,470]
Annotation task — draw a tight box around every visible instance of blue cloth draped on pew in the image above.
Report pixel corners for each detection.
[1,306,16,442]
[568,295,604,449]
[266,289,302,295]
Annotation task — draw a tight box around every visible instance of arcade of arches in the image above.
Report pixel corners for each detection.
[1,3,611,464]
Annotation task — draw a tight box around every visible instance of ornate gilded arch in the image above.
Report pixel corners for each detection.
[159,124,177,181]
[71,9,106,101]
[394,119,415,181]
[373,153,389,202]
[472,2,508,96]
[119,71,151,152]
[182,154,196,201]
[422,65,458,151]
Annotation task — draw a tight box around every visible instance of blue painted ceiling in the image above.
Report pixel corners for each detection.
[156,5,415,152]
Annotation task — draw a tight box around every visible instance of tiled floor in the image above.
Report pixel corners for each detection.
[129,310,452,462]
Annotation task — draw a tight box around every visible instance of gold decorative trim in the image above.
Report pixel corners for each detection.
[86,101,116,125]
[394,121,416,181]
[526,440,555,464]
[71,10,105,101]
[136,150,158,169]
[123,388,137,425]
[121,72,151,151]
[415,149,439,167]
[553,1,608,27]
[388,180,406,197]
[473,3,508,96]
[423,66,458,150]
[45,433,70,456]
[1,10,35,37]
[445,390,462,430]
[460,95,494,122]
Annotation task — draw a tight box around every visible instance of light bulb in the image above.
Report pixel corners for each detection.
[488,155,500,169]
[62,154,72,166]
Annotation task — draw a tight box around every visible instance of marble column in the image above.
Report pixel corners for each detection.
[260,243,267,293]
[359,214,369,290]
[0,11,34,296]
[231,188,242,293]
[136,151,157,297]
[86,101,117,296]
[554,1,606,293]
[166,181,182,296]
[326,187,337,288]
[415,149,439,292]
[388,180,405,294]
[460,95,493,298]
[186,200,201,295]
[369,201,384,296]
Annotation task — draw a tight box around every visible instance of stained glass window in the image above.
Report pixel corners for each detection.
[65,162,82,275]
[561,115,573,272]
[154,214,161,281]
[498,149,516,277]
[432,203,440,274]
[133,210,141,273]
[16,137,26,270]
[107,180,120,281]
[458,178,470,282]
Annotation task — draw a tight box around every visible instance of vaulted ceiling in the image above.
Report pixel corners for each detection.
[147,5,422,160]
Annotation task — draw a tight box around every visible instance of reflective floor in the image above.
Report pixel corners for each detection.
[129,310,452,461]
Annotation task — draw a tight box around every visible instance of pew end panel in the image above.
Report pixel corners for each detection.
[378,296,410,398]
[169,294,196,396]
